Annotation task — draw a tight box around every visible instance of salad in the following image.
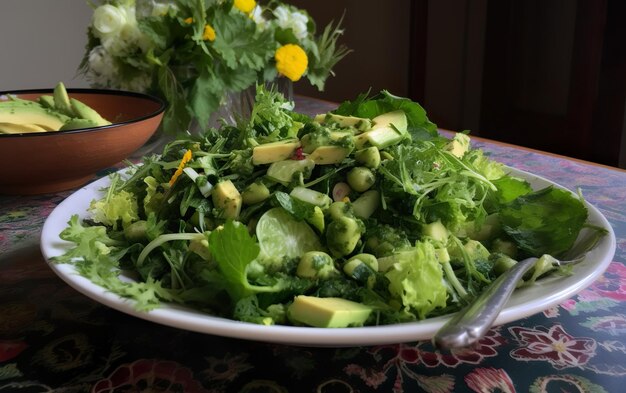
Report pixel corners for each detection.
[54,87,602,328]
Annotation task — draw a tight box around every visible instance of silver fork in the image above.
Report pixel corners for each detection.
[432,253,586,349]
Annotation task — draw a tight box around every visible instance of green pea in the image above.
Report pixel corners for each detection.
[327,201,353,221]
[347,167,376,192]
[326,216,363,257]
[296,251,339,279]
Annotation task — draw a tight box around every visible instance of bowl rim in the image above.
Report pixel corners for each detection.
[0,87,167,138]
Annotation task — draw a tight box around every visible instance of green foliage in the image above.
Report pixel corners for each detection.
[80,0,349,134]
[500,186,588,257]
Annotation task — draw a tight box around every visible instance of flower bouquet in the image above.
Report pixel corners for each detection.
[80,0,350,134]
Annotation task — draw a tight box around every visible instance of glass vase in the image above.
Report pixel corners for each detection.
[188,78,294,135]
[132,78,293,158]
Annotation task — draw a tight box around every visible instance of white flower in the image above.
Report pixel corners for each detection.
[87,46,119,87]
[94,4,151,56]
[273,5,309,41]
[92,4,128,36]
[88,46,115,77]
[151,2,177,17]
[251,6,268,31]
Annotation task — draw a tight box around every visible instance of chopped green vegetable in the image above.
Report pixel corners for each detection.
[53,85,601,326]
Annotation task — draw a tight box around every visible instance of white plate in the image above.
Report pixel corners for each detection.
[40,167,616,347]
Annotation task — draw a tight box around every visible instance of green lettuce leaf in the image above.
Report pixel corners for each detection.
[499,186,588,257]
[54,215,122,263]
[208,220,286,302]
[384,241,447,319]
[54,215,179,311]
[88,189,139,228]
[492,176,533,205]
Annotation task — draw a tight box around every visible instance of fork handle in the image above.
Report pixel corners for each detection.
[433,257,538,349]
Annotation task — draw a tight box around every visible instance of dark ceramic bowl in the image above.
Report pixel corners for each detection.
[0,88,165,195]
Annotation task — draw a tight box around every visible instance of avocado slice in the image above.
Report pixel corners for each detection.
[59,118,101,131]
[358,111,410,149]
[53,82,75,117]
[308,145,350,165]
[314,113,373,131]
[422,220,449,243]
[266,158,315,185]
[0,105,68,130]
[288,296,373,328]
[211,180,242,220]
[353,111,410,149]
[38,95,55,109]
[306,206,325,233]
[445,133,471,158]
[0,122,47,134]
[70,98,111,126]
[354,147,381,169]
[241,182,270,205]
[3,96,40,107]
[252,139,300,165]
[371,110,408,131]
[351,190,380,219]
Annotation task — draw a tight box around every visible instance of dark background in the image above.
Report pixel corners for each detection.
[290,0,626,169]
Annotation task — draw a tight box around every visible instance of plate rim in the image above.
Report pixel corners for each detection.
[40,166,617,346]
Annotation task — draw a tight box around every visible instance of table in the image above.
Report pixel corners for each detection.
[1,96,625,392]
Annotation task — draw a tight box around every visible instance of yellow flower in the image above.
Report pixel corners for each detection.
[275,44,308,82]
[169,150,193,186]
[184,17,193,24]
[234,0,256,14]
[203,24,216,41]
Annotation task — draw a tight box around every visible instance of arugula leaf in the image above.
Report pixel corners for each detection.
[245,85,298,142]
[208,220,286,302]
[499,186,588,257]
[376,143,492,232]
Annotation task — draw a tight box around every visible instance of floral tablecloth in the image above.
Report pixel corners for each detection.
[1,97,625,393]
